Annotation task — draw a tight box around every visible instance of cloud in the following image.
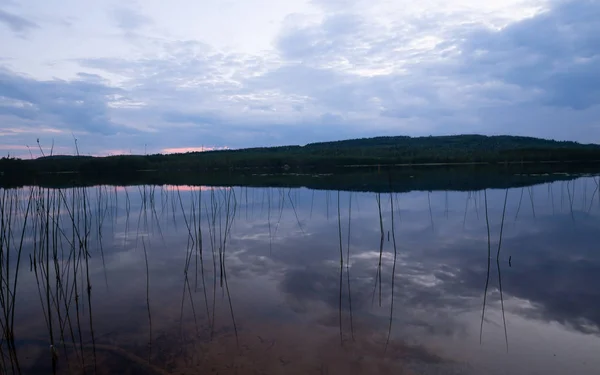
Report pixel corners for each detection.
[162,111,223,125]
[3,0,600,155]
[0,68,130,136]
[265,0,600,138]
[456,0,600,110]
[111,6,152,32]
[0,9,38,35]
[76,72,109,83]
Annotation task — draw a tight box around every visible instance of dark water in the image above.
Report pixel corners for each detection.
[2,176,600,374]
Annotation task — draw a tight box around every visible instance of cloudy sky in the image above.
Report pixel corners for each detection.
[1,0,599,157]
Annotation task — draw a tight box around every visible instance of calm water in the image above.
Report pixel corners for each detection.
[2,176,600,374]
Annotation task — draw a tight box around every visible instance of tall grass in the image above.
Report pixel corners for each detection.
[0,183,111,373]
[0,187,33,374]
[0,183,242,372]
[0,182,249,372]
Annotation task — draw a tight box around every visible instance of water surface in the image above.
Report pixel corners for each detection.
[2,175,600,374]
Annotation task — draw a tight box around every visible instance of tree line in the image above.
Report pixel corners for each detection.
[2,134,600,180]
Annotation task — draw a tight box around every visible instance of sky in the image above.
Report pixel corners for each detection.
[1,0,599,157]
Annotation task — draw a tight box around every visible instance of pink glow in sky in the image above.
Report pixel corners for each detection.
[161,146,230,154]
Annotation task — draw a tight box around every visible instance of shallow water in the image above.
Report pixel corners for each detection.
[2,176,600,374]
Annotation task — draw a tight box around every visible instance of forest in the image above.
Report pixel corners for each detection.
[2,134,600,184]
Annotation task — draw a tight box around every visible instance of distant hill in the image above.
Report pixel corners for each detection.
[189,134,600,157]
[2,134,600,180]
[304,135,596,150]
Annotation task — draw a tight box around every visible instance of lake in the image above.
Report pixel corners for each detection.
[2,173,600,374]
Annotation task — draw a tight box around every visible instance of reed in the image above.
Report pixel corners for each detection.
[528,186,536,218]
[337,191,343,344]
[142,238,152,362]
[0,187,33,374]
[287,189,305,235]
[427,191,434,230]
[176,187,200,338]
[346,192,355,342]
[480,189,491,345]
[496,189,509,352]
[372,193,384,308]
[385,190,398,352]
[514,187,524,223]
[567,181,575,220]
